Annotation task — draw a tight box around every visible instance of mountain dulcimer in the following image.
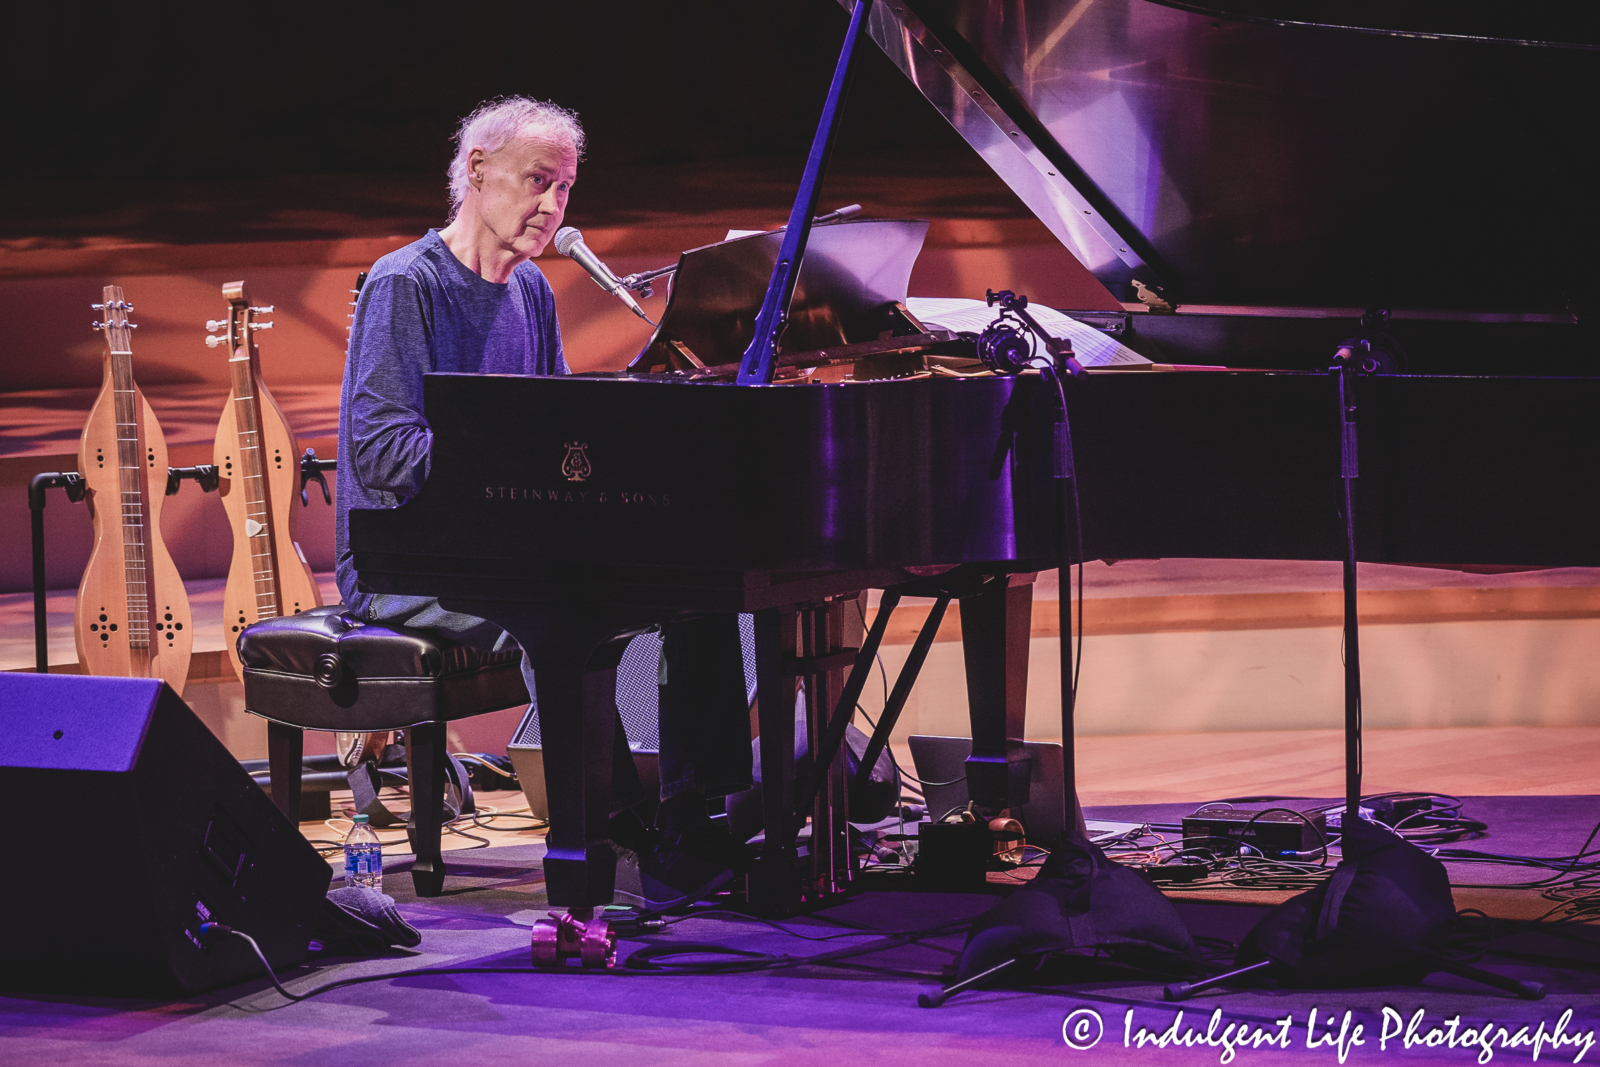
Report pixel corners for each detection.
[208,281,322,680]
[76,285,193,694]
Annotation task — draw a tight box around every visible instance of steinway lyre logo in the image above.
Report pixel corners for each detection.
[561,441,592,482]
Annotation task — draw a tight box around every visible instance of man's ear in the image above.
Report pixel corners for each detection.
[467,147,488,190]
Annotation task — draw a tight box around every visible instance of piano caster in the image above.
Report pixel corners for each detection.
[530,908,618,969]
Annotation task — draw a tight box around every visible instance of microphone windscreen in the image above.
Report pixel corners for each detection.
[553,227,582,257]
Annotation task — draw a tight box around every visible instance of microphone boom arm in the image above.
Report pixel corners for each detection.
[554,227,657,326]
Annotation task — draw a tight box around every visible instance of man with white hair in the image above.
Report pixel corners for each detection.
[335,96,752,906]
[337,96,581,625]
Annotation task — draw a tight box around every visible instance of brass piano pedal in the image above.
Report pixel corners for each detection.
[529,907,617,969]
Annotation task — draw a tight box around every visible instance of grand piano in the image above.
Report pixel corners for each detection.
[352,0,1597,914]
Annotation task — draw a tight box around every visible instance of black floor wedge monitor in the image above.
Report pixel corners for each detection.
[0,674,332,996]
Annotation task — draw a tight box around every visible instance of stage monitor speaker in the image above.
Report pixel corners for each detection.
[0,674,332,996]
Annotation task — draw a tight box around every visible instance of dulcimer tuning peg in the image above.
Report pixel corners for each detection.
[205,335,228,348]
[248,321,274,331]
[248,305,274,314]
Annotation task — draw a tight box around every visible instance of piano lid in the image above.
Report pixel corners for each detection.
[850,0,1596,313]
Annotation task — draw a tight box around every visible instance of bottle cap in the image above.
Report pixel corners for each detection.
[353,814,369,824]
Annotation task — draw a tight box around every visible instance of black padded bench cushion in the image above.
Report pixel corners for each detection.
[239,607,528,731]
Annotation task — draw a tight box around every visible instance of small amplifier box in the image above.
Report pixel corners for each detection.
[1181,805,1327,858]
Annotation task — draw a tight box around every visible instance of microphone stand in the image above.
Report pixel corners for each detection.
[1332,351,1364,828]
[1043,351,1086,843]
[1329,311,1406,827]
[980,289,1086,841]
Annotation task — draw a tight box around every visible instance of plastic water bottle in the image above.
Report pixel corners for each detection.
[343,814,383,890]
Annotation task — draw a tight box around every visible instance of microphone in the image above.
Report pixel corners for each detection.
[553,227,651,323]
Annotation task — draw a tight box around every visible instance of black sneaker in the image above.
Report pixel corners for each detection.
[616,837,736,912]
[654,792,757,875]
[672,819,757,875]
[607,808,655,860]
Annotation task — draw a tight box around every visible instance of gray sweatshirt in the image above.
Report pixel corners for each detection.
[335,229,568,616]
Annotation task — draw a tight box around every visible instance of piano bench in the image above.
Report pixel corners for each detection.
[237,605,529,897]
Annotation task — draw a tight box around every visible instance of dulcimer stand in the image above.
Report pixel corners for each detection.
[27,472,86,674]
[26,450,337,676]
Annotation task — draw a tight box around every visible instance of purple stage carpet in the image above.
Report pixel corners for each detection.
[2,797,1595,1066]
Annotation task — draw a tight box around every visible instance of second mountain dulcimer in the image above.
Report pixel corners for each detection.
[207,281,322,681]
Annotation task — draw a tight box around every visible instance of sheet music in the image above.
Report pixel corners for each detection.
[905,296,1152,368]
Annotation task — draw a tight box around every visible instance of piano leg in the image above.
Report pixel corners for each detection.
[748,598,860,916]
[959,574,1036,816]
[445,602,654,908]
[802,599,855,901]
[749,607,801,914]
[531,633,640,908]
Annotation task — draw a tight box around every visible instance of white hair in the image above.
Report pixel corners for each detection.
[446,97,586,220]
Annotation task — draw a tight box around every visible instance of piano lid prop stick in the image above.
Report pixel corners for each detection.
[736,0,873,385]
